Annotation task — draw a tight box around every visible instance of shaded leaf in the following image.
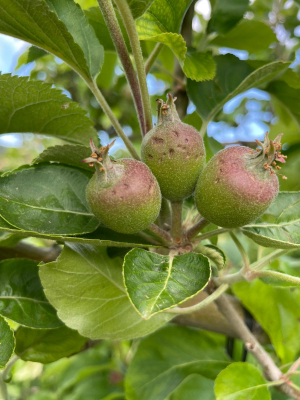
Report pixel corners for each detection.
[45,0,104,78]
[127,0,155,18]
[33,144,93,171]
[15,325,87,363]
[0,316,15,369]
[0,220,160,249]
[187,55,290,126]
[210,20,277,53]
[39,244,172,340]
[215,362,270,400]
[0,164,99,236]
[233,280,300,362]
[242,192,300,249]
[194,244,226,270]
[0,259,62,329]
[123,249,211,319]
[207,0,249,35]
[28,46,48,64]
[0,74,98,145]
[172,375,215,400]
[267,80,300,129]
[125,325,229,400]
[0,0,91,78]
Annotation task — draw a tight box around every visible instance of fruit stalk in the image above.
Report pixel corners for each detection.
[114,0,153,134]
[97,0,146,135]
[186,217,210,240]
[171,201,183,243]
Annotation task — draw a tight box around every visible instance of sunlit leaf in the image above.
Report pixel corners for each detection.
[215,362,270,400]
[39,244,172,340]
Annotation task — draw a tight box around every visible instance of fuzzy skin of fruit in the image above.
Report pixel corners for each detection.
[86,159,161,234]
[195,146,279,228]
[141,96,205,202]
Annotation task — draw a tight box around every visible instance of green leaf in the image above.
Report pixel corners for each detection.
[0,74,98,145]
[207,0,249,34]
[0,259,62,329]
[44,0,104,79]
[136,0,215,81]
[15,325,87,363]
[182,52,216,82]
[210,20,277,53]
[187,55,290,127]
[194,244,226,270]
[33,144,93,171]
[172,375,215,400]
[125,325,230,400]
[0,164,99,236]
[233,280,300,362]
[28,46,48,64]
[123,249,211,319]
[127,0,155,18]
[242,192,300,249]
[0,0,92,79]
[267,81,300,130]
[39,244,172,340]
[136,0,194,36]
[214,362,270,400]
[0,316,15,369]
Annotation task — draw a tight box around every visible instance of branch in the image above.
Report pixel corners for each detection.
[215,294,300,399]
[114,0,153,133]
[145,43,164,75]
[0,242,61,263]
[96,0,146,135]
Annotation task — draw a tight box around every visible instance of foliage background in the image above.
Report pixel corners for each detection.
[1,0,300,399]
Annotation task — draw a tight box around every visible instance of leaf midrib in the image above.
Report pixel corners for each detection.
[0,196,94,216]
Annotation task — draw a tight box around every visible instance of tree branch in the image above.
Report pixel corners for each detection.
[215,294,300,399]
[0,242,61,263]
